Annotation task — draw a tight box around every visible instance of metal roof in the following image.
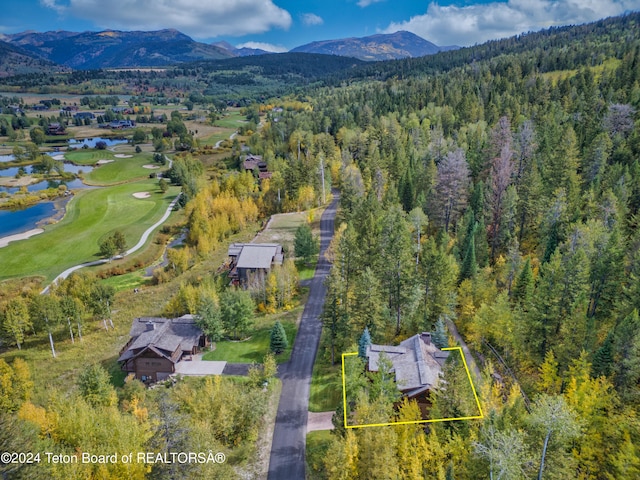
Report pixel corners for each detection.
[236,244,280,269]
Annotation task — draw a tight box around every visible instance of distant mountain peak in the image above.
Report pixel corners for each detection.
[291,31,458,61]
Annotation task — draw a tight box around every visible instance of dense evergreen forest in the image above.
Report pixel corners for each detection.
[243,13,640,479]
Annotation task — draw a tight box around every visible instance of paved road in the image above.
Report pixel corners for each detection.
[267,193,339,480]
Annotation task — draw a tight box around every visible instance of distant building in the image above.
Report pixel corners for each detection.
[32,104,48,111]
[102,119,135,129]
[366,332,449,413]
[112,106,134,114]
[62,106,79,112]
[47,123,66,135]
[242,154,270,180]
[118,315,208,383]
[74,112,95,120]
[227,243,283,285]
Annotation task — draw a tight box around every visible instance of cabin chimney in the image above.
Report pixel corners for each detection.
[421,332,432,345]
[145,322,155,331]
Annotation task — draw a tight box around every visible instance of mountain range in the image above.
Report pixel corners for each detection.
[0,29,455,72]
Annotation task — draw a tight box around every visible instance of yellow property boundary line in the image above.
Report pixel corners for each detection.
[341,347,484,429]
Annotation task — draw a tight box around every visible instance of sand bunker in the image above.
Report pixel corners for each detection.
[0,229,44,248]
[133,192,151,199]
[95,159,114,166]
[143,164,160,169]
[52,154,65,160]
[114,154,133,158]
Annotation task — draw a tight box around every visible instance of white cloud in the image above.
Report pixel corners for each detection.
[236,41,287,53]
[41,0,292,37]
[39,0,65,14]
[357,0,386,7]
[383,0,640,46]
[301,13,324,26]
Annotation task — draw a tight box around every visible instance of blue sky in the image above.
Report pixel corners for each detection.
[1,1,639,51]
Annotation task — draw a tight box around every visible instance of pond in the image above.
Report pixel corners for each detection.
[0,162,94,177]
[0,178,88,194]
[68,137,128,148]
[0,151,60,163]
[0,202,56,238]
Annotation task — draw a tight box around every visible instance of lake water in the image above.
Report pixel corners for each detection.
[0,202,56,238]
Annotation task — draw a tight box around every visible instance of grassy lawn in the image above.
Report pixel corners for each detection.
[100,269,152,292]
[84,154,160,185]
[296,260,316,281]
[213,110,245,129]
[0,180,180,281]
[309,355,343,412]
[200,131,234,147]
[306,430,333,479]
[64,149,119,165]
[203,312,298,364]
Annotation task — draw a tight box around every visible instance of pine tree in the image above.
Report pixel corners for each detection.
[592,332,614,378]
[433,317,449,348]
[269,321,288,354]
[512,258,534,305]
[358,327,371,359]
[460,221,478,281]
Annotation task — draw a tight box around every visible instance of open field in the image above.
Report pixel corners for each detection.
[0,179,179,281]
[254,207,325,254]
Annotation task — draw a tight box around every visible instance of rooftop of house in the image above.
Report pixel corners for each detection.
[235,243,283,269]
[118,315,202,363]
[366,332,449,396]
[228,243,284,269]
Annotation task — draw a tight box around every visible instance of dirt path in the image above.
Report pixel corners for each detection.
[445,317,482,381]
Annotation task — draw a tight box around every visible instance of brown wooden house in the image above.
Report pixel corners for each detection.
[366,332,449,415]
[118,315,207,383]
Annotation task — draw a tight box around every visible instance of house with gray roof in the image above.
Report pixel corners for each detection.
[118,315,207,383]
[227,243,283,285]
[366,332,449,404]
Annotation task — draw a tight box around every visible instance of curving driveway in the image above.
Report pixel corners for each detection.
[267,193,339,480]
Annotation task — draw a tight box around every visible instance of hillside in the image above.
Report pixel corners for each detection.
[332,12,640,82]
[5,29,233,69]
[0,39,66,77]
[291,31,457,61]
